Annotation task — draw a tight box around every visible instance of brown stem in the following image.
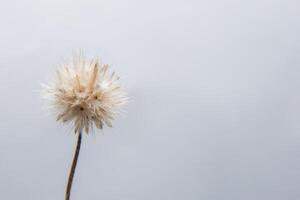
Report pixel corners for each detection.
[65,132,82,200]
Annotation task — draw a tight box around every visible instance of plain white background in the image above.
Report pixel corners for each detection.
[0,0,300,199]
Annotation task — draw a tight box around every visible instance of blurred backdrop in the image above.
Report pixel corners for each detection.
[0,0,300,199]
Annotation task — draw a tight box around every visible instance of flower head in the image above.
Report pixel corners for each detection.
[44,55,127,134]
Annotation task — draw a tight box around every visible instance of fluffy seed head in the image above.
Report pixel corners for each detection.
[44,55,127,134]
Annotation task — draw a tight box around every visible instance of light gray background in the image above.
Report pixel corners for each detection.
[0,0,300,199]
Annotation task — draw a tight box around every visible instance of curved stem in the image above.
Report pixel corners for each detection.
[65,132,82,200]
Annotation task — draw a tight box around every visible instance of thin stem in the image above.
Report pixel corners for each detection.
[65,132,82,200]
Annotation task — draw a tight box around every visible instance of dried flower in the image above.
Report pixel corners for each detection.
[44,54,127,134]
